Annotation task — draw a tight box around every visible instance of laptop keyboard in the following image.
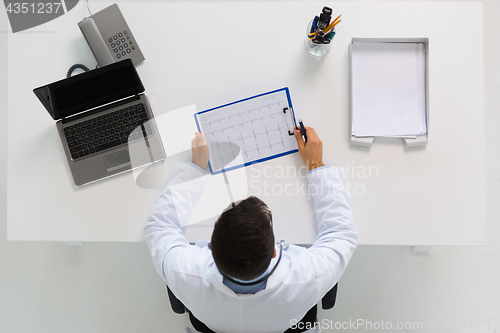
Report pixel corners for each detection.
[63,103,153,160]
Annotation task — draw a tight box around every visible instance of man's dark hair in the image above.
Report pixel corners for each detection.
[210,196,275,281]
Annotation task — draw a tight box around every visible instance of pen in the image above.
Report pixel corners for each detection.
[325,31,336,40]
[311,20,318,33]
[310,16,319,34]
[297,119,307,143]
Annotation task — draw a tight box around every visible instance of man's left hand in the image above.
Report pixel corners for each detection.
[191,132,209,170]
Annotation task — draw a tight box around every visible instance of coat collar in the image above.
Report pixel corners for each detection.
[207,252,291,298]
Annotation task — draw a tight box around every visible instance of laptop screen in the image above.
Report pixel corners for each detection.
[34,59,145,120]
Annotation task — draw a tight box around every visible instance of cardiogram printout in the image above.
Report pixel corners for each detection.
[195,88,298,175]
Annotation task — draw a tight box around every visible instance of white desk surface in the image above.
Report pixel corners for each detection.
[7,2,485,245]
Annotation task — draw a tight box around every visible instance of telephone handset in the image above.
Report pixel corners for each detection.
[78,3,145,67]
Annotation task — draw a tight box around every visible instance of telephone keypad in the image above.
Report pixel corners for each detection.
[107,30,135,60]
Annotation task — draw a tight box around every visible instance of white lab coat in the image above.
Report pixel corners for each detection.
[144,162,357,333]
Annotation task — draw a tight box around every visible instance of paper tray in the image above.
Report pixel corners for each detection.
[349,37,429,148]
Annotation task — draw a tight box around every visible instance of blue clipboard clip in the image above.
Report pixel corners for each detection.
[283,107,297,136]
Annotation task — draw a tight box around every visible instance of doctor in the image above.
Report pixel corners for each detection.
[144,126,357,333]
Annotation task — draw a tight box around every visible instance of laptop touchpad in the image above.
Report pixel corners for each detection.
[104,150,131,172]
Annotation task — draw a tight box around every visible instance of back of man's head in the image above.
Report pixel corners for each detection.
[211,196,275,281]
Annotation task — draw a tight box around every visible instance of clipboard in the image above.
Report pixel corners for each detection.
[195,87,298,175]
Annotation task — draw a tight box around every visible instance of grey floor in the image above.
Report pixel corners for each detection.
[1,1,500,332]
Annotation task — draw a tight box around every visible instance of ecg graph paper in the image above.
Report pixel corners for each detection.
[195,88,299,174]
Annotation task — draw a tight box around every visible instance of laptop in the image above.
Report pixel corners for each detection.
[33,59,166,186]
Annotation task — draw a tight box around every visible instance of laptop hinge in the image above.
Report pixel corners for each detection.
[60,94,141,124]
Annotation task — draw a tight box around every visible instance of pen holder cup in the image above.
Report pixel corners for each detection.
[305,20,335,56]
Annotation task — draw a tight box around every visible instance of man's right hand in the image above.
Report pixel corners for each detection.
[294,125,325,171]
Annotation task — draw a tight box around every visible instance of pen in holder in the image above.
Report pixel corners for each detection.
[305,20,335,56]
